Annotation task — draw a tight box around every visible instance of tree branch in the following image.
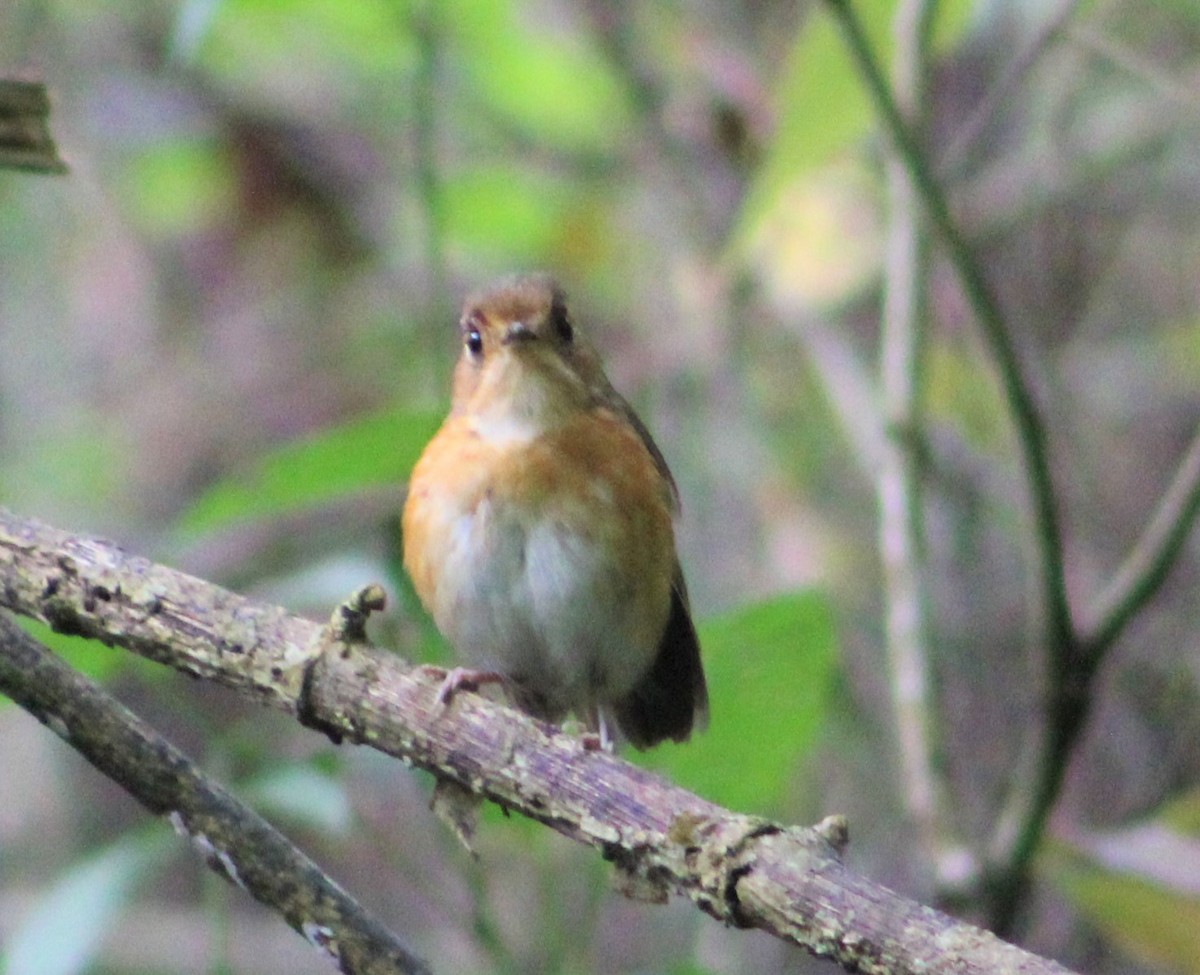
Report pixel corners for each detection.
[0,78,68,173]
[0,611,432,975]
[0,506,1076,975]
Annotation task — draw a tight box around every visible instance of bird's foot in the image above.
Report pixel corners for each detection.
[421,665,506,707]
[579,712,615,752]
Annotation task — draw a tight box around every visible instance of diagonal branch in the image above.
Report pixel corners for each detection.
[1081,424,1200,654]
[0,612,432,975]
[0,506,1076,975]
[939,0,1083,178]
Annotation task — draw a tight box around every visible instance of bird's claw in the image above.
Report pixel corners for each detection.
[424,666,505,707]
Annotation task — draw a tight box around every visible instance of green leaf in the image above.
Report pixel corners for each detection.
[197,0,416,99]
[642,591,838,815]
[931,0,976,51]
[1046,836,1200,975]
[927,341,1013,450]
[735,0,975,257]
[121,139,236,237]
[445,0,632,155]
[3,829,174,975]
[176,407,443,537]
[1160,788,1200,837]
[12,617,129,683]
[2,416,125,517]
[734,2,897,247]
[443,165,576,262]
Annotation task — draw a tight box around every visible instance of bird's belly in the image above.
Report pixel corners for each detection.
[431,495,661,715]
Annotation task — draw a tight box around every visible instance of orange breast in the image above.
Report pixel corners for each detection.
[401,406,677,705]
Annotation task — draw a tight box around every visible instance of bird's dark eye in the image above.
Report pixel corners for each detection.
[461,311,485,356]
[553,309,573,344]
[465,327,483,356]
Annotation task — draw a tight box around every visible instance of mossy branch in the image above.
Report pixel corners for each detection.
[0,507,1075,975]
[0,611,431,975]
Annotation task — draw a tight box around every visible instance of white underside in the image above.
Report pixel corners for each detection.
[430,492,655,716]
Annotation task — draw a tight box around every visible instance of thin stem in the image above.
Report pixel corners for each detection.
[940,0,1082,179]
[1067,23,1196,109]
[878,0,943,881]
[987,429,1200,927]
[1082,426,1200,654]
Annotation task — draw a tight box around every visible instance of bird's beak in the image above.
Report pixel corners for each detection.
[502,320,536,345]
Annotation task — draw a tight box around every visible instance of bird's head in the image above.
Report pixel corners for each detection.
[451,274,607,440]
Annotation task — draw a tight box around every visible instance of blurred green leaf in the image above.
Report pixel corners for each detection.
[443,165,576,262]
[177,407,443,537]
[667,964,719,975]
[927,341,1012,450]
[13,617,129,683]
[643,591,838,815]
[122,139,236,237]
[932,0,976,51]
[1160,0,1200,23]
[1155,319,1200,391]
[3,829,173,975]
[1160,788,1200,836]
[735,2,896,246]
[445,0,632,155]
[1047,837,1200,975]
[199,0,415,99]
[736,0,974,255]
[3,418,125,518]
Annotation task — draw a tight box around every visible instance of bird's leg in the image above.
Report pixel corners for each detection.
[579,705,615,752]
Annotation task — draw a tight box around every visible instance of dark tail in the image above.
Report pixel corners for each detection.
[612,568,709,749]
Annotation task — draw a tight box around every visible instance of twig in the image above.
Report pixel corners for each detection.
[0,612,431,975]
[0,506,1078,975]
[1067,23,1196,110]
[939,0,1082,179]
[1082,425,1200,653]
[877,0,945,884]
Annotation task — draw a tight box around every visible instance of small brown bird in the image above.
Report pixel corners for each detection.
[402,274,708,749]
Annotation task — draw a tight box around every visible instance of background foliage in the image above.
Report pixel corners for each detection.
[2,0,1200,973]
